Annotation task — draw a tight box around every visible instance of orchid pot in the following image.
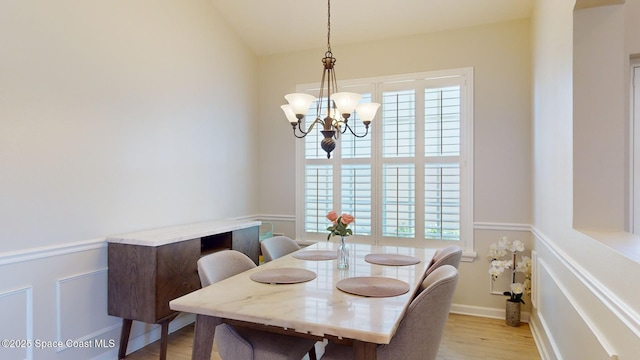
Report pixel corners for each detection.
[505,299,521,327]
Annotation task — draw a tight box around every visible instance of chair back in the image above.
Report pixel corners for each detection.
[425,245,462,277]
[377,265,458,360]
[197,250,256,287]
[195,250,257,338]
[419,245,461,293]
[260,236,301,262]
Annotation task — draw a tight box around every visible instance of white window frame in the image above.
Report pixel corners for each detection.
[294,68,474,257]
[631,61,640,234]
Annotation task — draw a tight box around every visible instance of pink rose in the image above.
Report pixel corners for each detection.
[326,210,338,222]
[340,213,354,225]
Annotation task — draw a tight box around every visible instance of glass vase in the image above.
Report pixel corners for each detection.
[337,236,349,269]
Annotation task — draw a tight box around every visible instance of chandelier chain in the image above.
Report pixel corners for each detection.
[326,0,331,52]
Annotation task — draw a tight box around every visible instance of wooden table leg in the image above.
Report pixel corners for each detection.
[118,319,133,359]
[353,340,377,360]
[192,314,219,360]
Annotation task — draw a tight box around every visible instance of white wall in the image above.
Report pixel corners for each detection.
[531,0,640,358]
[257,19,534,315]
[573,4,627,231]
[0,0,259,253]
[0,1,258,359]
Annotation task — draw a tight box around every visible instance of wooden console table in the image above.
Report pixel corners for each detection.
[107,219,261,360]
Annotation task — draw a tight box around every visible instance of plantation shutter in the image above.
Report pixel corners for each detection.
[304,165,333,233]
[341,164,372,235]
[424,86,461,240]
[382,163,416,237]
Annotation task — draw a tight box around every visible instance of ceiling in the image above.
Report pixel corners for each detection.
[209,0,535,56]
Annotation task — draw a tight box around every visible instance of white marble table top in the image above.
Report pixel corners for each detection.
[169,242,436,344]
[106,219,261,247]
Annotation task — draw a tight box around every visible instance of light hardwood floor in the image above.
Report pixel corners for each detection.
[124,314,540,360]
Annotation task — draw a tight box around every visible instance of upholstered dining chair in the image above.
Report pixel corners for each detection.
[321,265,459,360]
[196,250,317,360]
[425,245,462,277]
[260,235,301,262]
[419,245,461,292]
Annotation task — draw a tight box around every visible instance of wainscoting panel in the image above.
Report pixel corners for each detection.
[528,228,640,359]
[0,286,33,360]
[0,239,174,360]
[536,258,618,359]
[56,269,121,352]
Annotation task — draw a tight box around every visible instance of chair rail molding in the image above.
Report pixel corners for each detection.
[0,238,107,266]
[532,226,640,339]
[252,214,295,222]
[473,222,532,232]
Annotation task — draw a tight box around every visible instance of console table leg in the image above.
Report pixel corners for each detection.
[118,319,133,359]
[159,320,170,360]
[157,313,179,360]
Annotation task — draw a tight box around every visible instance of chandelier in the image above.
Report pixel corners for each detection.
[280,0,380,159]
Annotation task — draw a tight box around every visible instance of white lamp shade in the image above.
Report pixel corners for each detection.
[280,105,298,124]
[284,93,315,115]
[331,92,362,115]
[355,102,380,122]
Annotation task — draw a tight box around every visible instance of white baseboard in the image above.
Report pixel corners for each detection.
[529,313,554,360]
[450,303,531,323]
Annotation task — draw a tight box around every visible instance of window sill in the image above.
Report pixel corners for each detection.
[461,252,477,262]
[577,229,640,264]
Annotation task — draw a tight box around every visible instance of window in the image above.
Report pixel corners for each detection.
[295,68,473,252]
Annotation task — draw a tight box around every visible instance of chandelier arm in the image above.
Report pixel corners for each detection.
[342,122,370,138]
[292,128,307,139]
[295,117,323,137]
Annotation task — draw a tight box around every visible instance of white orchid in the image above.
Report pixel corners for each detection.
[488,236,532,303]
[515,256,531,273]
[492,259,513,268]
[523,278,532,295]
[488,266,504,279]
[510,282,524,295]
[509,239,525,252]
[488,243,508,259]
[498,236,509,249]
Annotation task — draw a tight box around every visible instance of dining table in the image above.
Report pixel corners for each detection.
[169,241,437,360]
